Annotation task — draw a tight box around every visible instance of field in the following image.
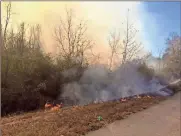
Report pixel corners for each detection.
[1,95,166,136]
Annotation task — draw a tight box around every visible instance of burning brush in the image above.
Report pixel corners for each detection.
[120,98,127,102]
[45,101,53,109]
[44,100,63,111]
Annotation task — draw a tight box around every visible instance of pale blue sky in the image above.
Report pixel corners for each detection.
[139,2,181,57]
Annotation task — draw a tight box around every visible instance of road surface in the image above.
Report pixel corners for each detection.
[87,92,181,136]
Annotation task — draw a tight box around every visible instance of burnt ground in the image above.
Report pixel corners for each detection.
[1,95,167,136]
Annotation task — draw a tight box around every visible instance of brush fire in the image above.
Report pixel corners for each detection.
[45,101,63,111]
[44,94,154,112]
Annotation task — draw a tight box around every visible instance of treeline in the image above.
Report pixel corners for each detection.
[1,4,91,116]
[162,33,181,80]
[1,21,85,116]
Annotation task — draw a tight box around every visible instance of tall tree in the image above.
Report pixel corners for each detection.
[121,9,142,64]
[108,9,142,68]
[108,30,121,69]
[53,8,93,67]
[162,33,181,79]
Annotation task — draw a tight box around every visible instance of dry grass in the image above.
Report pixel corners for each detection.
[1,96,166,136]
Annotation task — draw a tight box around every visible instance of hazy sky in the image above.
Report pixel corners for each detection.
[1,1,180,59]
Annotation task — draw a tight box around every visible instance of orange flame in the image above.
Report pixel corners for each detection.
[45,103,53,109]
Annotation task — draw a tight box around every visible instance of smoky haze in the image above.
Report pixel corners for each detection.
[1,2,145,64]
[60,60,172,105]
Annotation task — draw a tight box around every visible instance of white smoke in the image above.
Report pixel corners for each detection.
[60,60,173,105]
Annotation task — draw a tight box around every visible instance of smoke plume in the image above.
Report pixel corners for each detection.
[60,60,173,105]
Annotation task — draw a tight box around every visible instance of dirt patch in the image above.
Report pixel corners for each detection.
[1,96,166,136]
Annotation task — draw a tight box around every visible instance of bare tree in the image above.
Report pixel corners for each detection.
[1,2,13,87]
[2,2,14,49]
[27,24,42,50]
[108,30,121,69]
[2,12,43,87]
[157,47,165,72]
[163,33,181,79]
[121,9,142,64]
[53,8,93,67]
[108,9,142,67]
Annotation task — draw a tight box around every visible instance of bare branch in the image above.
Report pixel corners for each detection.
[108,9,143,67]
[122,9,142,64]
[53,8,93,67]
[3,2,12,49]
[162,34,181,78]
[108,29,121,69]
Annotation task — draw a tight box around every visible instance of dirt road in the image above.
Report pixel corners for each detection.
[86,92,181,136]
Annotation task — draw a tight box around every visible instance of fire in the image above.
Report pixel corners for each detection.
[45,103,53,109]
[50,104,61,111]
[45,101,63,111]
[120,98,127,102]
